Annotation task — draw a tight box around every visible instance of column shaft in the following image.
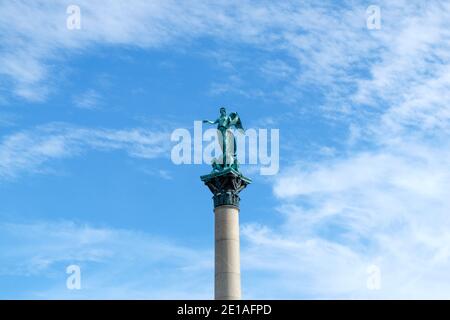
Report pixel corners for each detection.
[214,205,241,300]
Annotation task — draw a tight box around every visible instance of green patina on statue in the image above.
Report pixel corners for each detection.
[203,107,244,172]
[200,107,251,209]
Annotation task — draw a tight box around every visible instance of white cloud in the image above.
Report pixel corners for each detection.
[73,89,102,109]
[0,123,171,179]
[1,0,447,127]
[0,221,212,299]
[140,168,173,180]
[353,1,450,138]
[255,90,450,298]
[240,138,450,299]
[0,0,433,105]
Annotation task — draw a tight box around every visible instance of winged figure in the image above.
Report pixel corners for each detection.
[203,107,244,171]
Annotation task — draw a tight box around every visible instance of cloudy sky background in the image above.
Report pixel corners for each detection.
[1,0,450,298]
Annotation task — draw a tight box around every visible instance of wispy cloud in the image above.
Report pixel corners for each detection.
[0,123,171,180]
[72,89,102,109]
[247,140,450,298]
[4,0,446,107]
[0,220,212,299]
[140,168,173,180]
[245,0,450,298]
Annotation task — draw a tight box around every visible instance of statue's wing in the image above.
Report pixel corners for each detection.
[236,117,244,131]
[230,112,244,131]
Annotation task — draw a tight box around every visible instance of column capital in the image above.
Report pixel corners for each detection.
[200,167,252,208]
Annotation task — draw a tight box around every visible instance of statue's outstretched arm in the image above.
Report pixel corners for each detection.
[203,119,218,125]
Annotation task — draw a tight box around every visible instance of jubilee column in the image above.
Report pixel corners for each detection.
[201,167,251,300]
[201,107,251,300]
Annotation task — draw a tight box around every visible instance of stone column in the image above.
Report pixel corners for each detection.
[215,204,241,300]
[200,168,251,300]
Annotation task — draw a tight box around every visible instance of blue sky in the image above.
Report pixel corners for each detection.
[1,0,450,299]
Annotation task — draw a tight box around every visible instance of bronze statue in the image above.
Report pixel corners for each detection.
[203,107,244,171]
